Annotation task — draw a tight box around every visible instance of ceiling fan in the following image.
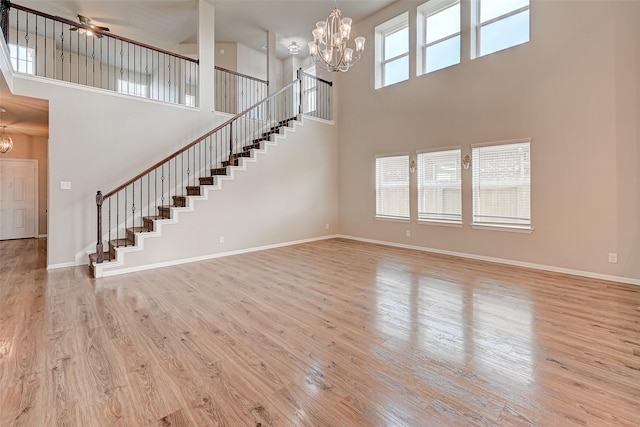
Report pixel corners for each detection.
[69,15,110,38]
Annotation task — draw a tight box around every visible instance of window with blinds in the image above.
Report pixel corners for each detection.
[417,149,461,223]
[472,140,531,228]
[376,154,410,220]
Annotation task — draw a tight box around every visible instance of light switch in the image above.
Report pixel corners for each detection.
[60,181,71,190]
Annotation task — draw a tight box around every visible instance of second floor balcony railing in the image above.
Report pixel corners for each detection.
[1,0,199,107]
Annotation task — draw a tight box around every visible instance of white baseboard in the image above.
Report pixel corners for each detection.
[37,234,47,238]
[338,235,640,287]
[46,261,77,270]
[98,234,340,278]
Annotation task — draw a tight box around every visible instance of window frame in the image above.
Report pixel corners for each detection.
[8,43,35,75]
[472,0,530,58]
[375,12,410,89]
[417,0,461,76]
[375,153,411,221]
[471,138,532,231]
[417,147,462,225]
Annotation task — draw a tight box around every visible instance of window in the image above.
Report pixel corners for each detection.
[376,154,410,220]
[417,148,461,223]
[117,79,148,98]
[185,84,197,107]
[472,0,529,57]
[9,44,34,75]
[301,65,317,115]
[375,13,409,88]
[472,139,531,228]
[417,0,460,75]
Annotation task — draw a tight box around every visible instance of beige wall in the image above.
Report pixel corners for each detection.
[1,134,48,235]
[99,117,339,275]
[337,1,640,281]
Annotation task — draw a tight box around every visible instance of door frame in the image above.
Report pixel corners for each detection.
[0,158,39,240]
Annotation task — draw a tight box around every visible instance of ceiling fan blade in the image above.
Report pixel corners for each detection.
[94,25,110,32]
[69,26,79,31]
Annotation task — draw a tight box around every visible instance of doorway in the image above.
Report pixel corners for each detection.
[0,158,38,240]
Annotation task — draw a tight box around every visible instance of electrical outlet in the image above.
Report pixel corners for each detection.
[325,223,329,230]
[60,181,71,190]
[219,236,224,244]
[406,230,411,237]
[608,253,617,263]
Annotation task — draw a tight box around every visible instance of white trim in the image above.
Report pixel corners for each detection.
[337,235,640,286]
[38,234,47,238]
[471,137,531,148]
[375,152,410,159]
[417,145,462,155]
[375,216,411,223]
[96,235,340,278]
[47,261,77,270]
[417,220,463,228]
[471,224,533,233]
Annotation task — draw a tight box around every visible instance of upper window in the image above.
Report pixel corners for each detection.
[375,13,409,89]
[9,44,34,75]
[472,139,531,229]
[117,79,148,98]
[417,148,462,223]
[417,0,461,75]
[472,0,530,58]
[376,154,410,220]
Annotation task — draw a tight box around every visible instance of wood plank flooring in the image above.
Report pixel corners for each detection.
[1,237,639,426]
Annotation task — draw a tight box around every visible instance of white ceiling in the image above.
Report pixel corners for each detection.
[1,0,398,137]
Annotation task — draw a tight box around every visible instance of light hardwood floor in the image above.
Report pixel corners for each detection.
[0,237,639,426]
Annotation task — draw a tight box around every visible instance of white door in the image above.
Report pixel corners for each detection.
[0,159,37,240]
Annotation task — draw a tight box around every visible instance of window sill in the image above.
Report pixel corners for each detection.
[417,220,463,228]
[375,216,411,224]
[472,224,533,234]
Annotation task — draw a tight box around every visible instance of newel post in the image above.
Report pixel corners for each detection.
[96,191,104,263]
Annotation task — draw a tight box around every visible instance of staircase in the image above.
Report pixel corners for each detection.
[88,116,299,276]
[89,67,333,278]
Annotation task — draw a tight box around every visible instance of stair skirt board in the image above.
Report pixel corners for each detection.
[94,235,339,278]
[91,118,301,276]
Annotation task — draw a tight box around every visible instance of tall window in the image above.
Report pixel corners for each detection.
[473,0,530,57]
[375,13,409,88]
[301,65,317,115]
[472,140,531,228]
[376,154,410,220]
[417,148,461,223]
[9,43,34,75]
[418,0,461,75]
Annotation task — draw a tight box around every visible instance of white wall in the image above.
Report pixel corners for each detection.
[337,1,640,281]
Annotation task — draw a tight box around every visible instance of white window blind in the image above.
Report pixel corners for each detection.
[376,155,410,220]
[417,149,461,223]
[472,140,531,228]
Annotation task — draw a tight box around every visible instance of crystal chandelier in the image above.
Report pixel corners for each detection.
[308,8,365,72]
[0,126,13,154]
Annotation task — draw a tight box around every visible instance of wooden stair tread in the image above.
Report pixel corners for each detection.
[88,252,111,263]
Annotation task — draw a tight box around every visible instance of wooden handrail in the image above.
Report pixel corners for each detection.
[102,79,300,199]
[215,65,268,86]
[8,1,199,64]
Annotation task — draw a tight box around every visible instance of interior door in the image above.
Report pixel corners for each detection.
[0,159,37,240]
